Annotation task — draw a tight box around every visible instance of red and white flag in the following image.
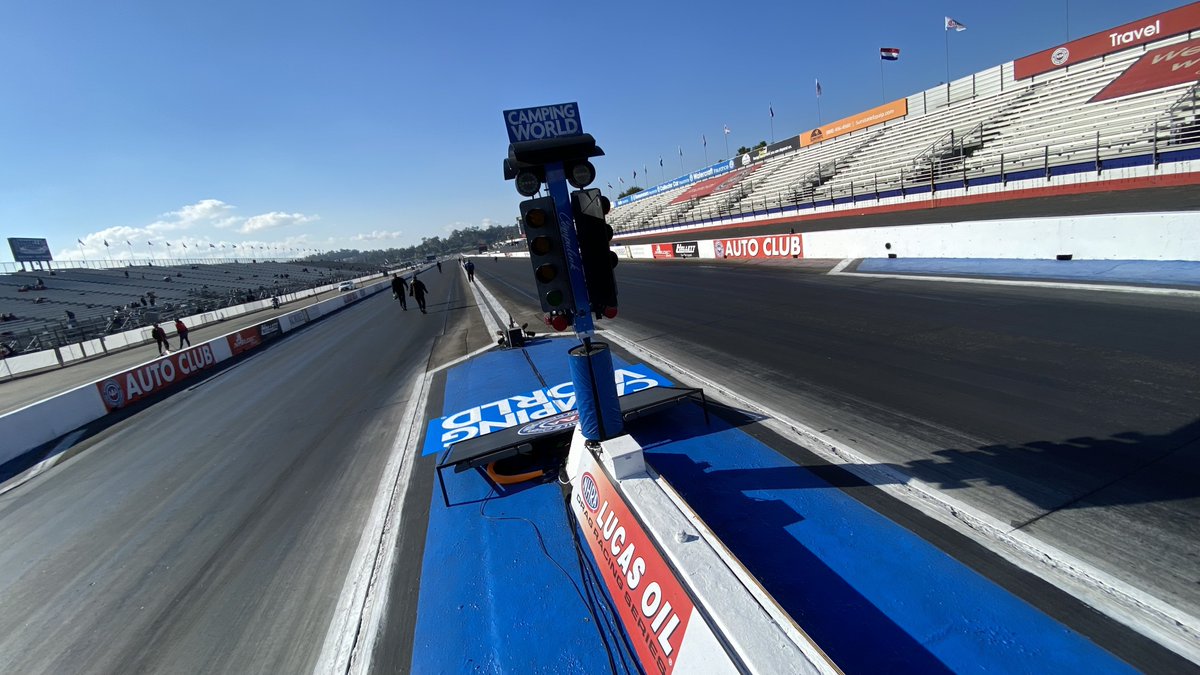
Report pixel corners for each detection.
[945,17,966,31]
[880,47,900,61]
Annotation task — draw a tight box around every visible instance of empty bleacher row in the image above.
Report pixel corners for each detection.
[0,260,371,354]
[610,30,1200,236]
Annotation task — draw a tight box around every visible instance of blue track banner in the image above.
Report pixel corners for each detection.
[616,159,737,207]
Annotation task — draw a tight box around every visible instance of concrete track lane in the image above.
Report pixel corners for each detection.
[0,272,467,674]
[475,258,1200,645]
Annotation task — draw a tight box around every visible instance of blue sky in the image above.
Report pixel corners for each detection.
[0,0,1187,262]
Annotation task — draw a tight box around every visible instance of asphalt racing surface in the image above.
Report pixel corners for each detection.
[476,257,1200,658]
[0,270,471,674]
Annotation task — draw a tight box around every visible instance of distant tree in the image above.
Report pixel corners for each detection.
[735,140,769,155]
[618,186,644,198]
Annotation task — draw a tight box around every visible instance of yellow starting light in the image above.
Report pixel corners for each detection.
[535,263,558,284]
[530,235,552,256]
[526,208,547,228]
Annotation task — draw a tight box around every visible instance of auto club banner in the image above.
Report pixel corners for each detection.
[715,234,804,259]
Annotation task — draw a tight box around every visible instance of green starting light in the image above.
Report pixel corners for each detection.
[545,289,564,307]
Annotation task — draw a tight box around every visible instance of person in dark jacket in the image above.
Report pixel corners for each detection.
[174,319,190,349]
[410,277,429,313]
[391,274,408,310]
[151,323,169,355]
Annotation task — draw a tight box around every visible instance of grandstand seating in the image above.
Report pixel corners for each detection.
[611,29,1200,236]
[0,261,368,353]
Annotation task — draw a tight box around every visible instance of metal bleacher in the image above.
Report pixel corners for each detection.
[612,29,1200,238]
[0,261,365,354]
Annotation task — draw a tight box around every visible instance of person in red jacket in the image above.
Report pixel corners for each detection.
[174,319,190,349]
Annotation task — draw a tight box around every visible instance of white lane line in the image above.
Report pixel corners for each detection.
[831,270,1200,297]
[600,328,1200,665]
[315,368,431,675]
[465,276,503,337]
[0,429,88,496]
[828,258,853,274]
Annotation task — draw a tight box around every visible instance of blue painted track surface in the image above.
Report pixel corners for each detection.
[410,340,639,673]
[856,258,1200,287]
[410,338,1135,673]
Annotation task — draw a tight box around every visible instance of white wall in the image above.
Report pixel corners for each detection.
[802,211,1200,260]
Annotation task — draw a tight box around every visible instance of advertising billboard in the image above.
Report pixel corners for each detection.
[714,234,804,259]
[1090,37,1200,102]
[735,135,802,168]
[800,99,908,147]
[7,238,53,263]
[673,242,700,258]
[615,159,736,207]
[1015,3,1200,80]
[651,243,676,259]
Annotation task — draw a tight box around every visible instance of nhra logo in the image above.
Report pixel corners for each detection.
[579,473,600,511]
[517,410,579,436]
[100,379,124,409]
[740,153,752,167]
[714,240,725,258]
[1051,46,1070,65]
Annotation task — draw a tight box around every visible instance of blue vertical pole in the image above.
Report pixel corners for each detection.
[544,162,621,440]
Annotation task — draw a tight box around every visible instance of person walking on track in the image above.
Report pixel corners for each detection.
[151,323,169,356]
[436,260,442,273]
[174,318,190,349]
[391,273,408,310]
[410,276,429,314]
[464,260,475,283]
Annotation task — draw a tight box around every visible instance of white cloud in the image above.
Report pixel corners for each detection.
[146,199,238,232]
[239,211,319,234]
[352,230,404,242]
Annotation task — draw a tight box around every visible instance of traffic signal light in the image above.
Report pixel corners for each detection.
[571,188,618,319]
[519,197,576,318]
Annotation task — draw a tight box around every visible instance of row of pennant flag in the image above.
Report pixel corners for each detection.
[609,17,968,189]
[78,239,296,251]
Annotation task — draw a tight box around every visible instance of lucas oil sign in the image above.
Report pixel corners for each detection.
[572,451,701,674]
[503,102,583,143]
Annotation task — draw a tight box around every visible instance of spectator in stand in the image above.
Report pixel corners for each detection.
[410,276,429,314]
[65,310,77,328]
[151,323,169,355]
[175,318,190,349]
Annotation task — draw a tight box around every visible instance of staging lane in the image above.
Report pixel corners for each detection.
[475,257,1200,640]
[0,272,467,674]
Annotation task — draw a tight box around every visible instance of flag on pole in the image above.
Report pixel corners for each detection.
[607,182,613,189]
[723,125,731,135]
[880,47,900,60]
[945,17,966,31]
[678,146,683,156]
[815,79,823,97]
[103,240,109,247]
[125,241,131,246]
[166,241,171,247]
[659,157,663,167]
[769,105,775,118]
[702,134,707,147]
[182,242,187,248]
[619,177,625,184]
[77,238,84,245]
[209,243,216,248]
[633,169,637,180]
[148,241,153,246]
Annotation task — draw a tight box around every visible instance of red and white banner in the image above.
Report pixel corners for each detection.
[572,452,697,674]
[715,234,804,259]
[226,327,263,356]
[96,344,219,411]
[1090,36,1200,103]
[651,243,676,259]
[1014,3,1200,80]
